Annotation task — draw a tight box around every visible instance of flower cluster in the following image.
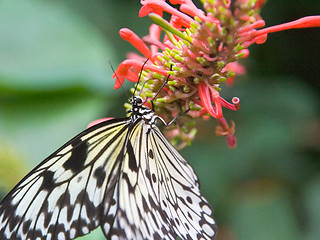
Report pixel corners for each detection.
[113,0,320,148]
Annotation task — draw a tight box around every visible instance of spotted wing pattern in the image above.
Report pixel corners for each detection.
[104,121,217,240]
[0,109,217,240]
[0,118,129,240]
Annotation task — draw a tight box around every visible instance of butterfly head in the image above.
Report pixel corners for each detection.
[128,96,155,123]
[130,96,144,107]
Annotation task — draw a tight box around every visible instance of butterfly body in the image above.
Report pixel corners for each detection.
[0,96,217,240]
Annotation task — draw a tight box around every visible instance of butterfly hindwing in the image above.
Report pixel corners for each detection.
[105,121,173,240]
[149,126,217,239]
[105,120,217,240]
[0,118,129,240]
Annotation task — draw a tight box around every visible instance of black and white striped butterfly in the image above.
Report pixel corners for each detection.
[0,95,217,240]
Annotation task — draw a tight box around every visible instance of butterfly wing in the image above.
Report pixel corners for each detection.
[148,126,217,239]
[103,122,174,240]
[106,121,217,240]
[0,114,217,240]
[0,118,130,240]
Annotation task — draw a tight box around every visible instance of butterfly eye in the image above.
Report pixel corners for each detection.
[135,96,143,104]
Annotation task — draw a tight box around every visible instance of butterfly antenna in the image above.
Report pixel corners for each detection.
[108,60,128,99]
[166,108,190,126]
[133,58,150,97]
[138,79,154,96]
[149,64,173,111]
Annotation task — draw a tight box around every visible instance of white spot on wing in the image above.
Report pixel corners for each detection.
[57,232,66,240]
[202,223,215,237]
[202,204,212,215]
[82,226,89,234]
[70,228,76,238]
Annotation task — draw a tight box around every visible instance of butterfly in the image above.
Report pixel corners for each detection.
[0,94,217,240]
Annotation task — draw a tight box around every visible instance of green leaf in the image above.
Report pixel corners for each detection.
[0,88,111,163]
[0,141,28,192]
[303,176,320,240]
[0,0,116,92]
[77,227,105,240]
[231,186,301,240]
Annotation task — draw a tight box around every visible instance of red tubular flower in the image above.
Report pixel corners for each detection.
[113,58,168,89]
[198,81,222,119]
[113,0,320,148]
[216,118,237,148]
[239,16,320,47]
[256,16,320,37]
[119,28,152,60]
[147,24,162,54]
[140,0,194,26]
[112,59,141,89]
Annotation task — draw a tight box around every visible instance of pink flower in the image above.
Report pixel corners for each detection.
[87,118,114,128]
[113,0,320,148]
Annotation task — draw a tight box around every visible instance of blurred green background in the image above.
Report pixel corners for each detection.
[0,0,319,239]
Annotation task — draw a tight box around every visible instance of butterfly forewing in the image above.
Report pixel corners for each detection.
[0,118,129,240]
[0,97,217,240]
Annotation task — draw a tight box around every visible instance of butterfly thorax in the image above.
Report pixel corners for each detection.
[128,96,156,125]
